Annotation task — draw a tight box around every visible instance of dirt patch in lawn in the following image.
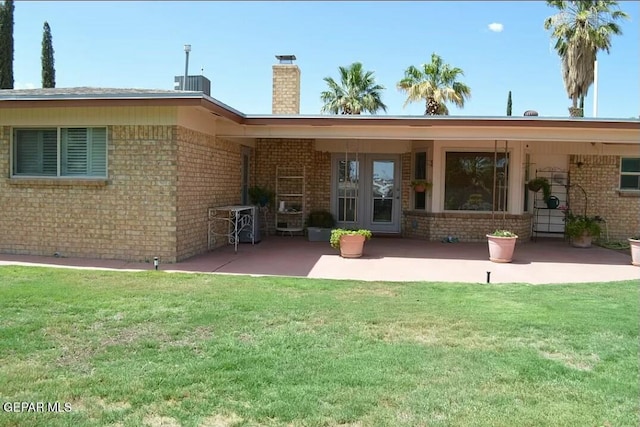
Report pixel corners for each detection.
[200,413,243,426]
[539,350,600,371]
[343,286,399,298]
[143,415,181,427]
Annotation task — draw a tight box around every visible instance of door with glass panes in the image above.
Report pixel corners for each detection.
[331,154,401,233]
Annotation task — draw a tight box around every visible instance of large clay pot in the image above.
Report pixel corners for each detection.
[339,234,366,258]
[571,233,593,248]
[629,238,640,266]
[487,235,518,263]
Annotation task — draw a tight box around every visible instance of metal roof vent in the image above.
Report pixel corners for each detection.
[524,110,539,116]
[275,55,296,64]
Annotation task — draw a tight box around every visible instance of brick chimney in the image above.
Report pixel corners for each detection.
[272,55,300,114]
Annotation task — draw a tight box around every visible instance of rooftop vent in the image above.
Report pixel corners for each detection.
[275,55,296,64]
[524,110,539,116]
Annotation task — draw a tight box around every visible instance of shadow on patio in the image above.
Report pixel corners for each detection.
[171,236,637,284]
[0,236,635,285]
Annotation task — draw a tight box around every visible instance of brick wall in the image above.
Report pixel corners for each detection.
[272,65,301,114]
[0,125,178,262]
[403,211,532,242]
[254,139,330,234]
[175,129,243,260]
[569,155,640,241]
[401,153,412,212]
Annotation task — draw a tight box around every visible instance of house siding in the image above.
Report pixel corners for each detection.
[175,129,244,260]
[0,125,178,262]
[569,154,640,241]
[1,106,177,126]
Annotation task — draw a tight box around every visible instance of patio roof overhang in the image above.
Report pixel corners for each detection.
[215,116,640,144]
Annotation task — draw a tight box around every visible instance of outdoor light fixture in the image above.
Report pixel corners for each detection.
[154,257,159,270]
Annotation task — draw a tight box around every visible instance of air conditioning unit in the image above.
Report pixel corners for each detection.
[174,75,211,95]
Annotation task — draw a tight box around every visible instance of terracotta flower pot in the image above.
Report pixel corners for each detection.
[487,235,518,263]
[339,234,366,258]
[571,233,593,248]
[413,185,426,193]
[629,238,640,266]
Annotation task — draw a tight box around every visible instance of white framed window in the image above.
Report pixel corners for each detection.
[620,158,640,190]
[12,127,107,178]
[413,151,427,210]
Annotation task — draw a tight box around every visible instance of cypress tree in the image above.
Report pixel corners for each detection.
[42,21,55,88]
[506,90,512,116]
[0,0,15,89]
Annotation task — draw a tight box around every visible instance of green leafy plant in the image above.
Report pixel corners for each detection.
[489,229,518,238]
[306,210,336,228]
[330,229,372,250]
[527,177,551,202]
[564,212,602,238]
[248,186,275,207]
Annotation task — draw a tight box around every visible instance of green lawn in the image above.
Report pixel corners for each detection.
[0,266,638,427]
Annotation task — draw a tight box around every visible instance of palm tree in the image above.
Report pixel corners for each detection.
[544,1,629,117]
[397,53,471,115]
[320,62,387,115]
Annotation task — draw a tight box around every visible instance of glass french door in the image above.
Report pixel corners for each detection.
[365,155,400,232]
[336,158,360,223]
[332,154,401,233]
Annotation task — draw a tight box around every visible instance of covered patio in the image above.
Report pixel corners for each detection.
[0,237,636,284]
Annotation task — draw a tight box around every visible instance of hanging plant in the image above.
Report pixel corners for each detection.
[411,180,432,193]
[527,177,551,202]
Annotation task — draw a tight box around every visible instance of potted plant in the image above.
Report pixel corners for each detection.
[564,212,602,248]
[629,235,640,266]
[306,210,336,242]
[248,186,274,207]
[527,177,552,205]
[411,180,432,193]
[330,229,372,258]
[486,229,518,263]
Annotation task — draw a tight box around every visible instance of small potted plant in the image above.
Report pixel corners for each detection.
[306,210,336,242]
[411,180,432,193]
[527,177,552,206]
[330,229,372,258]
[564,212,602,248]
[486,229,518,263]
[628,235,640,266]
[248,186,275,207]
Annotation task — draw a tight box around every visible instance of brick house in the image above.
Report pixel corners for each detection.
[1,57,638,262]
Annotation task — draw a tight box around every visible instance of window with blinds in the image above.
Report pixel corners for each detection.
[620,158,640,190]
[13,127,107,178]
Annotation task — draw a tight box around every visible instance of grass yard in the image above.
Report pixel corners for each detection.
[0,266,638,427]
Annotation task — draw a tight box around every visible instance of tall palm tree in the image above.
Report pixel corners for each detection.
[397,53,471,115]
[320,62,387,115]
[544,0,628,117]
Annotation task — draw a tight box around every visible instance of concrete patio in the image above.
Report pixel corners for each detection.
[0,236,637,284]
